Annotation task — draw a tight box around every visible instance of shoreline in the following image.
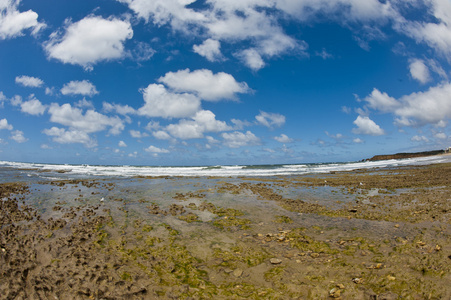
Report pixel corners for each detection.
[1,162,451,299]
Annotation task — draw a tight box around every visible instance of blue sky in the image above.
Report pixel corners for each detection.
[1,0,451,166]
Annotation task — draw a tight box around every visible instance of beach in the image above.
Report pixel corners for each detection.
[1,158,451,299]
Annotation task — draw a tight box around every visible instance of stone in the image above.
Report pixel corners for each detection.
[270,258,282,264]
[233,269,243,277]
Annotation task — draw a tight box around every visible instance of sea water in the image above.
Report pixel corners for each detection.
[0,154,450,183]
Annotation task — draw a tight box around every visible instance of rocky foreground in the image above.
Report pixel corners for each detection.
[1,162,451,299]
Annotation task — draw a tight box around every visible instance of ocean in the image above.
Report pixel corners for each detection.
[0,154,449,183]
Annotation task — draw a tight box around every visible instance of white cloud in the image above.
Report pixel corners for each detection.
[352,116,385,136]
[0,0,45,40]
[235,48,265,71]
[75,98,94,109]
[411,135,429,143]
[434,132,447,139]
[61,80,99,97]
[138,83,201,118]
[394,83,451,127]
[48,103,124,135]
[145,145,170,154]
[45,15,133,70]
[103,102,136,115]
[129,130,148,138]
[45,87,55,96]
[10,130,27,143]
[409,59,430,84]
[0,118,13,130]
[15,75,44,87]
[145,121,160,131]
[152,130,171,140]
[231,119,252,130]
[222,130,260,148]
[166,110,232,139]
[274,134,293,143]
[0,91,6,104]
[315,48,333,59]
[353,138,364,143]
[158,69,250,101]
[20,96,46,115]
[10,94,22,106]
[255,111,286,128]
[43,127,97,147]
[193,39,223,62]
[131,41,155,62]
[118,140,127,147]
[117,0,206,27]
[363,88,399,113]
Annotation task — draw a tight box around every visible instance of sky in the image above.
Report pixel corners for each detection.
[1,0,451,166]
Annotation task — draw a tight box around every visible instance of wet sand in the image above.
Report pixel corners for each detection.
[1,162,451,299]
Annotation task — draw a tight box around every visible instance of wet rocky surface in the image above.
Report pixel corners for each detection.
[1,163,451,299]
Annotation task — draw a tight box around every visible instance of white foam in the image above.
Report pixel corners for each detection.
[0,155,449,178]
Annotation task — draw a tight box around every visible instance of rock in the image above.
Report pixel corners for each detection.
[270,258,282,264]
[233,269,243,277]
[329,288,341,298]
[352,277,363,284]
[310,253,320,258]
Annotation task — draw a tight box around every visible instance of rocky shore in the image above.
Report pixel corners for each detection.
[367,149,446,161]
[1,162,451,299]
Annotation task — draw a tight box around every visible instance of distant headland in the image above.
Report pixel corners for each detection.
[367,149,449,161]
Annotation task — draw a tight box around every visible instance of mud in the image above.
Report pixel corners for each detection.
[1,163,451,299]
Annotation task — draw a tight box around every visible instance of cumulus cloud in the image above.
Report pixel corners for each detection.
[15,75,44,87]
[255,111,286,128]
[222,131,260,148]
[145,145,169,154]
[352,115,385,136]
[409,59,430,84]
[10,130,27,143]
[0,118,13,130]
[353,138,364,143]
[166,110,232,139]
[43,127,96,147]
[20,96,46,115]
[0,0,45,39]
[117,0,451,68]
[61,80,99,97]
[411,135,429,143]
[193,39,223,62]
[129,130,148,138]
[117,0,206,27]
[138,83,201,119]
[48,103,124,135]
[118,140,127,147]
[274,134,293,143]
[103,102,135,115]
[152,130,171,140]
[119,0,300,69]
[235,48,265,71]
[44,15,133,70]
[394,83,451,127]
[434,132,447,139]
[158,69,250,101]
[363,88,399,113]
[364,83,451,127]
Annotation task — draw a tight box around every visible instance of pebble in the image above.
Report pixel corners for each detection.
[270,258,282,264]
[352,277,363,284]
[233,269,243,277]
